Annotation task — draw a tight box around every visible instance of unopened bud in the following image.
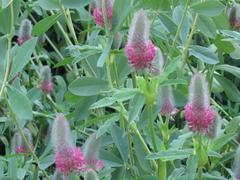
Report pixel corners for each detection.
[83,133,104,171]
[40,66,53,94]
[12,128,34,153]
[159,86,178,116]
[17,19,32,45]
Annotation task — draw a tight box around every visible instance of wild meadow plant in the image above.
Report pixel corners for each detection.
[0,0,240,179]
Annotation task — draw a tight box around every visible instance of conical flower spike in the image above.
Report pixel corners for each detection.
[159,86,178,116]
[12,128,34,153]
[206,112,222,139]
[17,19,32,45]
[52,113,85,175]
[125,10,156,70]
[83,133,104,171]
[184,74,214,133]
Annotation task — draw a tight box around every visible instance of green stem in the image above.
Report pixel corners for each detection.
[158,160,167,180]
[106,58,114,89]
[130,122,158,170]
[0,3,14,97]
[101,0,110,36]
[148,105,158,152]
[181,14,198,69]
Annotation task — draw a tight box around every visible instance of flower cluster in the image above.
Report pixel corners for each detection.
[52,114,103,176]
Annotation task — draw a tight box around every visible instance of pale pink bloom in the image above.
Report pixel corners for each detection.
[93,0,113,27]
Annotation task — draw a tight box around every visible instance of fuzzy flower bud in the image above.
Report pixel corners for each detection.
[17,19,32,45]
[148,48,164,76]
[206,112,222,139]
[83,133,104,171]
[52,114,85,175]
[40,66,53,94]
[125,10,156,70]
[229,3,240,30]
[93,0,113,27]
[233,146,240,180]
[159,86,178,116]
[84,169,100,180]
[184,73,215,133]
[12,128,34,153]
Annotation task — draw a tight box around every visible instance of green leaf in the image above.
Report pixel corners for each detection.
[7,85,33,120]
[96,115,119,138]
[61,0,90,9]
[214,75,240,102]
[186,155,198,180]
[214,34,234,53]
[38,0,59,10]
[190,0,225,17]
[215,65,240,79]
[197,15,217,38]
[1,0,13,8]
[111,125,129,163]
[112,0,131,32]
[39,154,54,170]
[68,77,109,96]
[128,93,145,122]
[32,13,62,36]
[133,135,151,172]
[211,133,235,151]
[225,116,240,134]
[10,38,38,78]
[189,45,219,64]
[146,149,193,161]
[97,37,113,67]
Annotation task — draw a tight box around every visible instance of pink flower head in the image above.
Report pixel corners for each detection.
[184,73,215,133]
[93,0,113,27]
[40,66,53,94]
[55,146,85,175]
[125,10,156,70]
[159,86,178,116]
[17,19,32,45]
[40,82,53,94]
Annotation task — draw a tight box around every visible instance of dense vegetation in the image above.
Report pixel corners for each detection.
[0,0,240,179]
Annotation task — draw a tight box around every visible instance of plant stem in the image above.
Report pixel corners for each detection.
[130,122,158,170]
[0,3,14,98]
[101,0,110,36]
[181,14,198,69]
[106,57,114,89]
[148,105,158,152]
